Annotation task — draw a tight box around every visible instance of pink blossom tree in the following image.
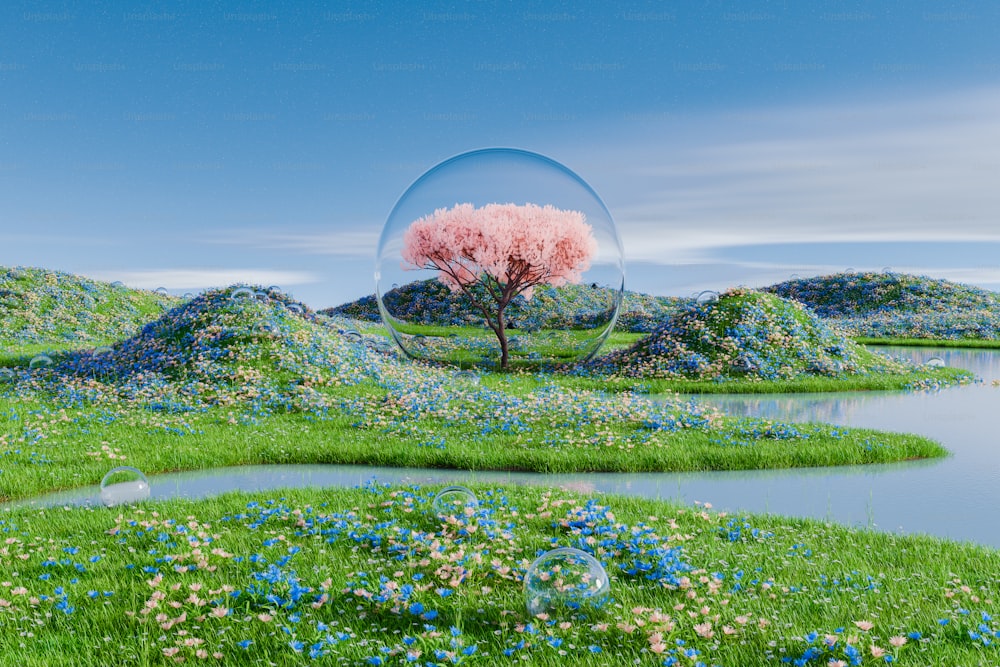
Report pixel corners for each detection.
[401,202,599,369]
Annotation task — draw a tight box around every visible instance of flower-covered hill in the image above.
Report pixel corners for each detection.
[13,286,368,415]
[590,288,913,381]
[0,265,179,346]
[324,279,683,333]
[765,272,1000,340]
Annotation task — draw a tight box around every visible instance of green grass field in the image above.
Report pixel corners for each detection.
[1,484,998,666]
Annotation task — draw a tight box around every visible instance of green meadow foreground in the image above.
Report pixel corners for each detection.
[2,266,999,665]
[3,484,1000,666]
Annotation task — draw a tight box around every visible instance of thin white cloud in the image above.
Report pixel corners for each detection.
[571,86,1000,265]
[87,269,319,290]
[206,229,379,257]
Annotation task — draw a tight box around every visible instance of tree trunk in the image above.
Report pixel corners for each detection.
[497,304,509,370]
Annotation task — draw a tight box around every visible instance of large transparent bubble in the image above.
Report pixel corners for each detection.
[376,148,624,370]
[99,466,150,506]
[524,547,610,618]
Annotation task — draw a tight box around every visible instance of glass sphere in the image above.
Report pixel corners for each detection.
[925,357,945,368]
[375,148,625,370]
[432,486,479,517]
[230,287,254,302]
[695,290,719,305]
[524,547,610,618]
[99,466,150,506]
[29,354,53,369]
[341,329,363,344]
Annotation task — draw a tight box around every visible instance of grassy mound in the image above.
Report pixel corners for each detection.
[591,288,914,381]
[10,286,369,416]
[325,279,683,333]
[766,272,1000,340]
[0,282,945,498]
[0,265,179,346]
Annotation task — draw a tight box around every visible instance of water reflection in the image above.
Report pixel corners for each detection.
[5,346,1000,548]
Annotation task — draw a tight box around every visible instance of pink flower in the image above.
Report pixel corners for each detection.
[889,635,907,647]
[694,622,714,638]
[854,620,874,631]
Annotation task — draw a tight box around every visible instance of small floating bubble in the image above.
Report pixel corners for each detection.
[29,354,53,369]
[99,466,150,506]
[253,321,279,336]
[391,283,399,290]
[696,290,719,305]
[432,486,478,517]
[456,369,480,385]
[524,547,610,618]
[230,287,254,301]
[925,357,945,368]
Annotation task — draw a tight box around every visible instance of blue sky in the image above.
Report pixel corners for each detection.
[2,1,999,307]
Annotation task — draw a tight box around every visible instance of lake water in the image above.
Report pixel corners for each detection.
[7,346,1000,548]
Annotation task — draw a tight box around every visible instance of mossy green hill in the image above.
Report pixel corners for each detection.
[0,265,179,347]
[591,288,913,381]
[765,271,1000,317]
[765,272,1000,340]
[324,279,683,333]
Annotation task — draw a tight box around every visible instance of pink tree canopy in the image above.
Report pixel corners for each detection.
[401,202,598,300]
[400,201,599,369]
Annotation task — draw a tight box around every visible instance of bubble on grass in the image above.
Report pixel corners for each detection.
[99,466,150,506]
[925,357,946,368]
[253,321,279,336]
[254,291,270,303]
[267,285,281,293]
[432,486,479,517]
[882,267,893,274]
[230,287,254,302]
[341,329,363,343]
[696,290,719,305]
[285,303,304,315]
[29,354,53,369]
[789,274,800,281]
[376,147,624,369]
[93,346,113,356]
[456,369,481,384]
[182,292,195,299]
[0,367,15,382]
[155,287,169,295]
[845,268,855,275]
[524,547,610,618]
[110,281,125,288]
[370,338,395,354]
